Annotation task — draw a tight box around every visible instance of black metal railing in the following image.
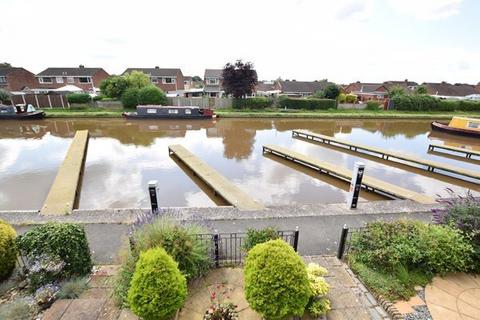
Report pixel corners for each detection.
[336,225,365,260]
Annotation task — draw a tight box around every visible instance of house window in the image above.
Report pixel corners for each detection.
[163,77,175,84]
[39,77,53,84]
[67,77,74,83]
[78,77,92,83]
[168,109,179,114]
[468,122,479,129]
[151,77,158,83]
[185,109,191,114]
[208,78,219,85]
[0,76,6,83]
[56,77,64,84]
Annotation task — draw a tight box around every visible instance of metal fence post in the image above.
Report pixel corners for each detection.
[213,230,220,268]
[347,162,365,209]
[337,224,349,260]
[148,180,159,215]
[293,226,299,252]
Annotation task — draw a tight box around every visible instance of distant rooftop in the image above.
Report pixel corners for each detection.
[204,69,223,78]
[122,67,182,77]
[37,65,104,77]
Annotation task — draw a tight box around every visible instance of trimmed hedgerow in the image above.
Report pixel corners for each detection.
[392,95,480,111]
[66,93,91,104]
[244,239,311,320]
[232,97,273,109]
[127,247,187,320]
[278,97,336,110]
[16,222,92,278]
[0,219,17,281]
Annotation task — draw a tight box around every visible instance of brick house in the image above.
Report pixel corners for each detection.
[0,66,37,91]
[423,82,480,99]
[35,65,109,92]
[277,80,329,97]
[204,69,224,97]
[122,67,184,93]
[344,82,389,101]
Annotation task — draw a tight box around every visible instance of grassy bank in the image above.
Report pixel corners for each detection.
[42,107,480,119]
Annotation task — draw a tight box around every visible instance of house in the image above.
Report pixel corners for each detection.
[255,81,281,97]
[277,80,330,97]
[35,65,109,92]
[0,66,37,91]
[122,67,184,93]
[344,82,389,101]
[204,69,224,97]
[383,80,418,92]
[183,76,193,90]
[422,82,480,100]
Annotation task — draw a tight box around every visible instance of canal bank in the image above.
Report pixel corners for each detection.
[0,200,437,264]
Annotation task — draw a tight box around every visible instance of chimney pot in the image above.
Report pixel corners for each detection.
[79,64,84,68]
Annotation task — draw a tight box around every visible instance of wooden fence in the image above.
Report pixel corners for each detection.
[168,97,232,109]
[11,93,69,108]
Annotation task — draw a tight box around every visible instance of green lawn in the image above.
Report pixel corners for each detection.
[43,108,126,118]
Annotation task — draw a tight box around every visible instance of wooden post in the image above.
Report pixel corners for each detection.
[22,94,26,105]
[34,94,40,109]
[60,94,65,108]
[47,94,52,108]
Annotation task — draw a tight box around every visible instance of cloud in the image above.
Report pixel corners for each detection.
[335,0,374,21]
[387,0,463,20]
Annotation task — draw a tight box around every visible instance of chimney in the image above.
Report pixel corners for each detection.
[155,66,159,69]
[79,64,84,68]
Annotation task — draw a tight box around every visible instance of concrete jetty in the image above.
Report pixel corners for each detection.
[428,143,480,160]
[40,130,89,215]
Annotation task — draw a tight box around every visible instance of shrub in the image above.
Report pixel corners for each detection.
[242,227,279,251]
[137,85,168,105]
[121,87,139,108]
[24,254,65,290]
[366,101,381,110]
[345,93,357,103]
[338,93,346,103]
[204,303,238,320]
[0,297,38,320]
[100,75,130,99]
[392,95,480,111]
[16,222,92,278]
[113,254,137,307]
[66,93,91,104]
[34,283,60,309]
[124,70,151,89]
[0,89,11,104]
[57,277,88,299]
[0,219,17,281]
[127,247,187,320]
[232,97,273,109]
[306,263,330,317]
[278,97,336,110]
[244,239,311,320]
[322,84,340,99]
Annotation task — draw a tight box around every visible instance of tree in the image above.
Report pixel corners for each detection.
[121,87,140,108]
[312,90,325,99]
[388,85,405,97]
[138,85,168,105]
[100,75,129,99]
[222,60,258,98]
[191,75,202,82]
[322,84,340,99]
[124,71,151,89]
[415,85,427,95]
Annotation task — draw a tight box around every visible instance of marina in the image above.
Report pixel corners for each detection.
[428,143,480,159]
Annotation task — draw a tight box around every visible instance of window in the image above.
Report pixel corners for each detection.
[56,77,64,84]
[67,77,74,83]
[163,77,175,84]
[147,109,157,114]
[468,122,479,129]
[39,77,53,84]
[151,77,158,83]
[208,78,219,85]
[185,109,191,114]
[0,76,6,83]
[78,77,92,83]
[168,109,179,114]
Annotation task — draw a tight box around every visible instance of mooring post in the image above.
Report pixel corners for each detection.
[337,224,349,260]
[293,226,299,252]
[347,162,365,209]
[213,230,220,268]
[148,180,159,215]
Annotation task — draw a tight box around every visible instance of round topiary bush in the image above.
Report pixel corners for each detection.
[244,239,311,320]
[137,85,167,105]
[127,247,187,320]
[0,219,17,280]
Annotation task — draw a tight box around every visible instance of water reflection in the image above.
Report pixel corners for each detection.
[0,118,478,210]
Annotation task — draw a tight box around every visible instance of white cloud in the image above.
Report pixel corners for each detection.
[335,0,374,21]
[387,0,463,20]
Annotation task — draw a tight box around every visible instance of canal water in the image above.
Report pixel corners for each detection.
[0,118,479,210]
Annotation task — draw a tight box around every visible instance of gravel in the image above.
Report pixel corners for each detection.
[405,305,432,320]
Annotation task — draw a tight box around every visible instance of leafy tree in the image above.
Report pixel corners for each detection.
[312,90,325,98]
[191,75,202,82]
[222,60,258,98]
[138,85,168,105]
[124,71,151,89]
[100,75,129,99]
[0,89,11,104]
[415,85,427,95]
[388,85,406,97]
[121,87,140,108]
[322,84,340,99]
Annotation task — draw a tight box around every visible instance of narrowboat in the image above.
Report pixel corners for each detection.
[431,117,480,138]
[122,105,215,119]
[0,104,45,120]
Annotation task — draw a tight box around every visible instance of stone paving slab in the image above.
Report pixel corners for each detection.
[60,298,106,320]
[43,299,72,320]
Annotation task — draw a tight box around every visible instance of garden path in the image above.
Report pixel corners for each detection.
[425,273,480,320]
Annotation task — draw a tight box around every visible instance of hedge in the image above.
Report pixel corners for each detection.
[392,95,480,111]
[232,97,273,109]
[66,93,91,104]
[278,97,337,110]
[0,219,17,281]
[137,85,168,106]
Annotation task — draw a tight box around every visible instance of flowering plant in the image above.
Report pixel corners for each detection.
[24,254,65,290]
[34,283,60,309]
[203,284,238,320]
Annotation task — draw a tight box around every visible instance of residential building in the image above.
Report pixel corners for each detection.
[344,82,389,101]
[383,80,418,92]
[423,82,480,100]
[122,67,184,93]
[204,69,224,97]
[183,76,193,90]
[35,65,109,92]
[255,81,281,97]
[277,80,330,97]
[0,66,37,91]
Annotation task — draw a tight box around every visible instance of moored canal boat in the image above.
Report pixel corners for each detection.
[122,105,216,119]
[0,104,45,120]
[431,117,480,138]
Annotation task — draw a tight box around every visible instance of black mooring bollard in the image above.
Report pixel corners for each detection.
[148,180,159,215]
[293,226,299,252]
[337,224,349,260]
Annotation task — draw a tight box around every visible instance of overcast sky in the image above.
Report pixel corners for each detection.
[1,0,479,84]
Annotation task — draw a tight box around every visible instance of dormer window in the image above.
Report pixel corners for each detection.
[39,77,53,84]
[207,78,219,85]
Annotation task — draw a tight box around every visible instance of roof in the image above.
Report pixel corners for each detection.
[360,84,387,93]
[383,80,418,88]
[256,81,277,92]
[423,82,480,97]
[37,67,104,77]
[204,69,223,78]
[122,67,181,77]
[184,76,192,81]
[0,67,24,76]
[278,80,330,94]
